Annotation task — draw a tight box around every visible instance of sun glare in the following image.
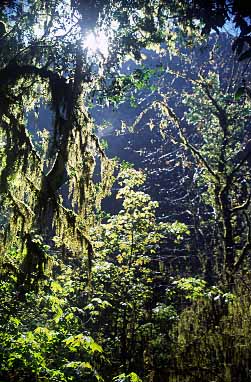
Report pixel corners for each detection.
[82,31,109,58]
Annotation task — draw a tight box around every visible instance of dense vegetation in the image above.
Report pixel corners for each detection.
[0,1,251,381]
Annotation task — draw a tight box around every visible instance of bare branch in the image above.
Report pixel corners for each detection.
[155,100,221,183]
[231,193,251,213]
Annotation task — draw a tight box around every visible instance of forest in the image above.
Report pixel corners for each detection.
[0,1,251,381]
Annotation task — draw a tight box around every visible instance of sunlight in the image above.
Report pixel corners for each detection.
[82,30,109,58]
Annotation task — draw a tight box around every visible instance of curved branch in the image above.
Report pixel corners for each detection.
[155,100,220,183]
[231,193,251,213]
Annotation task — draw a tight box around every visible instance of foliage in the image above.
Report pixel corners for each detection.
[0,0,205,289]
[0,167,188,381]
[0,272,104,381]
[113,372,142,382]
[87,168,188,375]
[172,277,235,302]
[170,280,251,382]
[0,1,251,381]
[149,35,251,285]
[92,167,189,261]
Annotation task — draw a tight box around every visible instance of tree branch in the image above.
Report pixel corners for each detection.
[0,62,67,90]
[231,193,251,213]
[155,100,220,183]
[232,211,251,274]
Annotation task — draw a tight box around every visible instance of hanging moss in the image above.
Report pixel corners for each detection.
[0,54,115,289]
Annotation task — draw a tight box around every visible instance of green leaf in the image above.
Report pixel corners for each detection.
[113,372,142,382]
[65,361,93,370]
[234,86,245,100]
[81,361,93,369]
[89,341,103,353]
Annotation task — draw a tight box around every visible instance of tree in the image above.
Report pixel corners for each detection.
[1,2,251,381]
[0,0,183,272]
[0,0,249,260]
[0,1,113,264]
[152,37,251,286]
[0,166,188,382]
[88,167,188,378]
